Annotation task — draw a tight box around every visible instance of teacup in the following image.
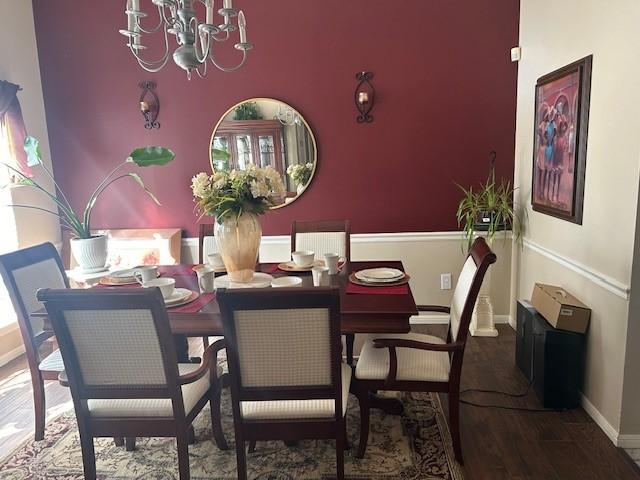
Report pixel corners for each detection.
[142,277,175,300]
[196,266,215,293]
[134,265,158,284]
[324,253,340,275]
[207,253,225,269]
[292,250,315,267]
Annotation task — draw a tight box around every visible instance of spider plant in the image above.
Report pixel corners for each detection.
[456,152,524,251]
[1,136,174,239]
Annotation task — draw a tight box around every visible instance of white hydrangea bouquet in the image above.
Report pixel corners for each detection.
[286,162,313,186]
[191,165,286,223]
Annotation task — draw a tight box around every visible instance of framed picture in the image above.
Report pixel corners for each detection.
[532,55,592,224]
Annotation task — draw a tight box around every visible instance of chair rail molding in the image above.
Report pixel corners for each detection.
[523,238,631,300]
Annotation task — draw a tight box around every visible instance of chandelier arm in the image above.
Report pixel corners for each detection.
[194,24,212,63]
[195,57,208,78]
[127,27,171,67]
[211,30,230,42]
[208,47,247,72]
[161,4,180,30]
[135,5,165,34]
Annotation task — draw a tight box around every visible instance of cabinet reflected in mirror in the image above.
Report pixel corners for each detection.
[210,98,317,208]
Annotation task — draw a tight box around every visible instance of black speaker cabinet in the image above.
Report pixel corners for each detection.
[516,300,586,409]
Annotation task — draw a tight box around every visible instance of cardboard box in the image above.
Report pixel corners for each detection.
[531,283,591,334]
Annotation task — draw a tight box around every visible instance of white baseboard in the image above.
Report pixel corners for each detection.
[617,434,640,448]
[0,344,25,368]
[580,393,620,445]
[410,313,512,326]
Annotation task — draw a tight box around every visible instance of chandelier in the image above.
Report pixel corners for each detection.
[120,0,253,79]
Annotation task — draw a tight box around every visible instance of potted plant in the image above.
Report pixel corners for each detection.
[456,151,523,251]
[1,136,174,271]
[233,101,262,120]
[286,162,313,194]
[191,165,285,283]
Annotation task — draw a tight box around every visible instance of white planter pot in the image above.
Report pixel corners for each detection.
[70,235,108,271]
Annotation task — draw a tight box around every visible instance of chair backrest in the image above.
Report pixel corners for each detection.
[36,288,185,411]
[198,223,215,264]
[448,237,497,345]
[217,287,343,417]
[291,220,351,261]
[0,242,69,367]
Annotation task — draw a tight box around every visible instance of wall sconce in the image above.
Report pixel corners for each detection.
[354,71,374,123]
[138,80,160,129]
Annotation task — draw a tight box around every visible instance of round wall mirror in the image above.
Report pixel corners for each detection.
[209,98,318,209]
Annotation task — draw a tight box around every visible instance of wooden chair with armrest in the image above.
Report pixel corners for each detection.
[0,242,69,440]
[217,286,351,480]
[37,288,228,480]
[290,219,351,262]
[352,237,496,464]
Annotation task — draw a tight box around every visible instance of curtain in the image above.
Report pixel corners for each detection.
[0,80,33,178]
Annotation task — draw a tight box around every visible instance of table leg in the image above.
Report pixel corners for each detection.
[174,335,190,363]
[345,334,355,365]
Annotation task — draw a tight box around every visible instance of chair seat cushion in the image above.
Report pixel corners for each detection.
[87,363,217,418]
[38,349,64,372]
[240,363,352,421]
[355,332,450,382]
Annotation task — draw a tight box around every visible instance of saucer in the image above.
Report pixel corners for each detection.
[164,288,193,305]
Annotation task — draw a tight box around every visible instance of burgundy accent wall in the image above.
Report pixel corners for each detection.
[32,0,519,237]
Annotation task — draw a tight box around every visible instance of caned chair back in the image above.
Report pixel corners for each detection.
[218,287,342,408]
[448,237,496,345]
[36,288,183,404]
[0,243,69,363]
[291,220,351,262]
[198,223,215,264]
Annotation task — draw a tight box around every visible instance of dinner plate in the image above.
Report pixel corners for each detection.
[192,264,227,274]
[164,288,193,305]
[215,272,274,289]
[100,269,162,286]
[166,290,200,308]
[356,267,404,280]
[349,272,411,288]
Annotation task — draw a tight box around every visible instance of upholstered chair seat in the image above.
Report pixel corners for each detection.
[356,333,450,383]
[241,363,352,421]
[38,349,65,372]
[87,363,223,418]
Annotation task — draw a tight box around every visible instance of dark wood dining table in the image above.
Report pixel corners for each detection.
[36,261,417,361]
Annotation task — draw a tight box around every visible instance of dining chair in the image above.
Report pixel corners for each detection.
[36,287,229,480]
[217,286,351,480]
[198,223,215,265]
[0,242,69,441]
[290,219,351,262]
[352,237,496,464]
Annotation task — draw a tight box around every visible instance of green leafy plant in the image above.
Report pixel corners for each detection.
[211,147,231,171]
[456,152,524,251]
[233,101,262,120]
[1,136,175,239]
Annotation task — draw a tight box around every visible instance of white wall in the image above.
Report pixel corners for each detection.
[0,0,60,363]
[514,0,640,441]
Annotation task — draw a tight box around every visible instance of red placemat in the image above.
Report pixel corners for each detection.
[261,263,280,274]
[159,265,195,276]
[345,282,409,295]
[167,292,216,313]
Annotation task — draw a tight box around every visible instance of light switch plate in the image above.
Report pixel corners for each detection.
[441,273,452,290]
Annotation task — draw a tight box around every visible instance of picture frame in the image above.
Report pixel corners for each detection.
[531,55,592,224]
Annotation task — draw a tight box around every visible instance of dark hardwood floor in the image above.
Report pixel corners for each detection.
[0,325,638,479]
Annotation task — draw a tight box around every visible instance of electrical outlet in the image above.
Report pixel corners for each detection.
[440,273,452,290]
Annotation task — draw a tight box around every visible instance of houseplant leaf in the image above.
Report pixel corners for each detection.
[127,146,175,167]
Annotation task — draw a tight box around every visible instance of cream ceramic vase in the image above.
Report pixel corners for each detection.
[70,235,108,271]
[214,212,262,283]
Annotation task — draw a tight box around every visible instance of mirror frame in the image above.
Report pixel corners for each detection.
[209,97,318,209]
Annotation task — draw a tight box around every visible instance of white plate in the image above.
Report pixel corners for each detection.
[355,268,404,283]
[164,288,193,305]
[215,272,274,289]
[271,276,303,288]
[109,268,137,279]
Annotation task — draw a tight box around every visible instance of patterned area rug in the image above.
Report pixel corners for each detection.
[0,391,464,479]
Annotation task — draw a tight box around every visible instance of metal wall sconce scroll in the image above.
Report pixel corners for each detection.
[354,71,374,123]
[139,80,160,129]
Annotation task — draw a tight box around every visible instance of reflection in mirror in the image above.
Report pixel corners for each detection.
[210,98,317,208]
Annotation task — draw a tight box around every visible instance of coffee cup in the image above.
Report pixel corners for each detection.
[196,266,215,293]
[324,253,340,275]
[142,277,175,300]
[292,250,315,267]
[134,265,158,284]
[312,266,330,286]
[207,253,225,269]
